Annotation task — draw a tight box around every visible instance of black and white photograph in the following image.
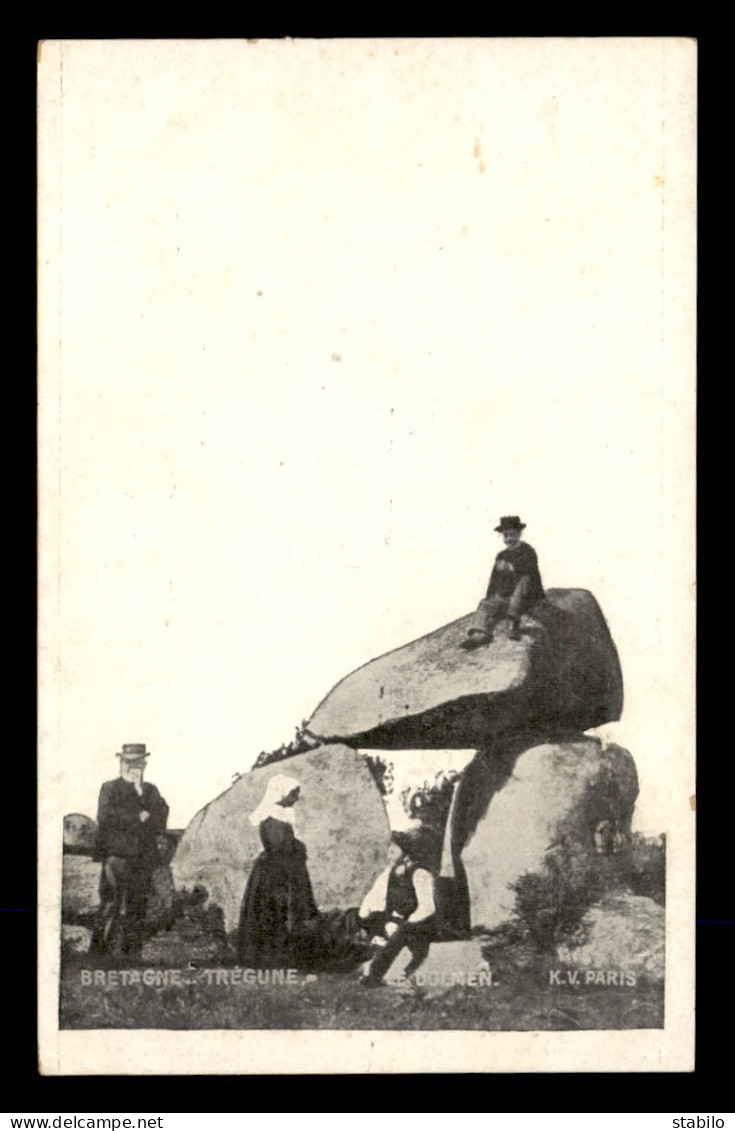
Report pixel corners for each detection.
[38,37,696,1074]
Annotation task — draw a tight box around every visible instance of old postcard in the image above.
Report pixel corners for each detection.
[38,37,696,1074]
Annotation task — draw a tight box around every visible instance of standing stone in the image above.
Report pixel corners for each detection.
[305,589,623,749]
[62,923,93,955]
[556,890,665,980]
[459,737,638,930]
[63,813,98,855]
[62,855,102,920]
[172,743,391,933]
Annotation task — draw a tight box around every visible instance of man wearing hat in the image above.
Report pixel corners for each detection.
[90,743,169,958]
[463,516,545,647]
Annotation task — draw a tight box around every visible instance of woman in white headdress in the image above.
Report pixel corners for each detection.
[236,773,318,966]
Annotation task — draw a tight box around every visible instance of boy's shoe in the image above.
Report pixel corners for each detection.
[460,631,492,650]
[359,973,384,988]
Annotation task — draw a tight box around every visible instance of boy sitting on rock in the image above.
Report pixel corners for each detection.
[358,831,437,986]
[462,515,545,647]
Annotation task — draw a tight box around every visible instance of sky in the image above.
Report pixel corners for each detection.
[39,38,695,837]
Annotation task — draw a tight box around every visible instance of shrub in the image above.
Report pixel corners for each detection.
[252,721,322,769]
[400,768,460,825]
[509,846,601,952]
[143,885,232,966]
[364,753,394,796]
[393,769,462,873]
[628,832,666,905]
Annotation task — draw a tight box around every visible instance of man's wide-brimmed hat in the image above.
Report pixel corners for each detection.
[494,515,526,533]
[116,743,150,763]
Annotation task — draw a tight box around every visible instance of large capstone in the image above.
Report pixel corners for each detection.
[457,737,638,930]
[305,589,623,749]
[171,743,391,933]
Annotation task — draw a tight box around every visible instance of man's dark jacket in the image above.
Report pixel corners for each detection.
[95,778,169,861]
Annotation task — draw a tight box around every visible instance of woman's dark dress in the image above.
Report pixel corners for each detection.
[236,816,318,967]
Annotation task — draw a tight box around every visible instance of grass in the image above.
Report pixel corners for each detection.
[59,952,663,1031]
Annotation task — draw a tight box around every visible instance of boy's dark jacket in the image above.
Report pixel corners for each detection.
[486,541,544,604]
